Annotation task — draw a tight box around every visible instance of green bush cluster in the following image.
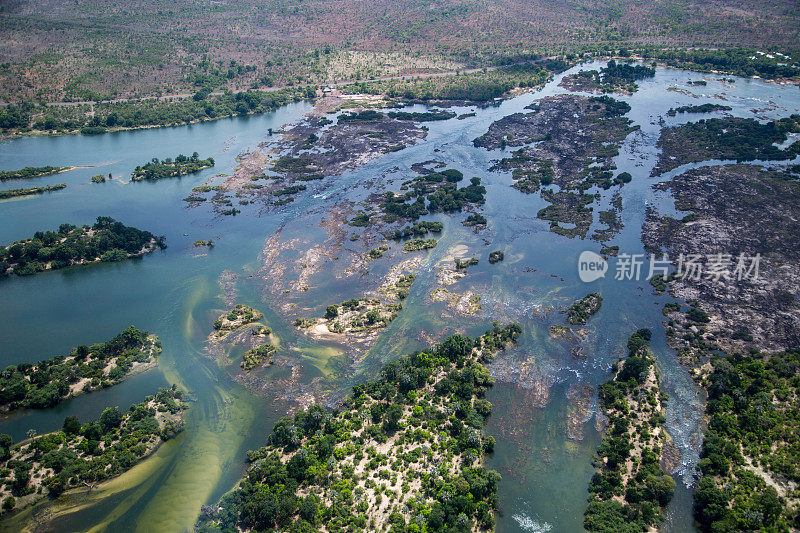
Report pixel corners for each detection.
[0,217,164,276]
[242,344,277,371]
[637,48,800,81]
[0,89,307,136]
[566,293,603,325]
[659,116,800,169]
[198,325,521,532]
[462,214,487,227]
[131,152,214,181]
[391,221,443,240]
[0,166,68,181]
[0,327,158,410]
[693,350,800,531]
[0,183,66,200]
[402,239,438,252]
[382,169,485,223]
[0,387,184,509]
[585,329,675,532]
[488,251,504,264]
[667,103,732,117]
[386,111,456,122]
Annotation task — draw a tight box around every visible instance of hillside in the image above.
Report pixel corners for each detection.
[0,0,798,102]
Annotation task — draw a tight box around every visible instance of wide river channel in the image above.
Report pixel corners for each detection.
[1,62,798,532]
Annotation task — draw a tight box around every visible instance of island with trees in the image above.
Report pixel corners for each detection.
[296,298,402,335]
[0,327,161,412]
[197,325,521,532]
[131,153,214,181]
[488,251,504,264]
[559,60,656,94]
[0,183,66,200]
[0,217,165,277]
[666,103,732,116]
[566,293,603,325]
[211,305,265,340]
[583,329,676,532]
[653,115,800,175]
[0,166,71,181]
[0,386,186,514]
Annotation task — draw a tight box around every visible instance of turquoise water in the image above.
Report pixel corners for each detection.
[0,65,798,532]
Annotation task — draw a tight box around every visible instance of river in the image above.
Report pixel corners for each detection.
[0,63,798,532]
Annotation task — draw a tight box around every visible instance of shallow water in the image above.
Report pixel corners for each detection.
[0,64,798,532]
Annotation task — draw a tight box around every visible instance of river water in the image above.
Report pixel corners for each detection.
[0,64,798,532]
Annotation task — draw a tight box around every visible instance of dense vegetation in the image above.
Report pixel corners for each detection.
[0,89,308,137]
[197,325,521,532]
[667,103,732,116]
[563,60,655,93]
[0,327,160,411]
[403,239,438,252]
[463,214,487,228]
[655,116,800,174]
[242,344,276,372]
[488,251,504,264]
[0,217,164,276]
[0,386,185,512]
[638,48,800,82]
[0,183,66,199]
[387,111,456,122]
[390,221,443,241]
[693,350,800,531]
[346,62,564,103]
[381,169,486,223]
[0,166,69,181]
[212,305,265,340]
[132,153,214,181]
[566,293,603,325]
[584,329,676,532]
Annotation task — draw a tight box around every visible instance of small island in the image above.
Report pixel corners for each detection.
[242,343,277,371]
[666,103,732,116]
[488,250,504,264]
[198,325,521,532]
[0,183,66,200]
[390,221,442,240]
[131,152,214,181]
[0,166,70,182]
[566,292,603,325]
[402,238,437,252]
[584,329,675,531]
[296,298,401,334]
[0,386,186,514]
[559,61,655,94]
[454,257,479,270]
[0,327,160,411]
[211,304,264,340]
[0,217,165,277]
[463,214,487,228]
